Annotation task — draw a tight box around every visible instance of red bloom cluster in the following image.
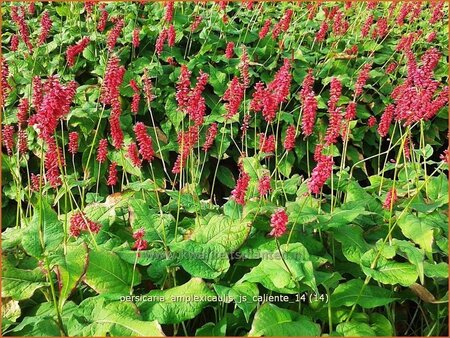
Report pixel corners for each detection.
[107,162,118,186]
[132,28,140,48]
[32,76,43,111]
[383,188,397,210]
[172,126,199,174]
[368,116,377,127]
[259,134,275,154]
[107,17,124,52]
[203,123,218,152]
[315,21,328,42]
[250,59,292,122]
[11,6,33,52]
[2,125,15,156]
[134,122,155,162]
[156,29,168,56]
[17,98,29,125]
[386,62,397,74]
[98,7,108,32]
[231,170,250,206]
[127,142,142,167]
[373,18,388,39]
[391,48,447,125]
[427,32,437,43]
[430,2,445,24]
[269,208,288,238]
[332,9,349,36]
[96,139,109,163]
[143,70,156,103]
[38,10,52,46]
[361,15,373,38]
[225,42,234,59]
[176,65,192,111]
[308,153,333,195]
[28,76,77,143]
[45,137,65,188]
[284,125,296,151]
[132,228,148,251]
[101,55,125,149]
[130,79,140,114]
[345,101,357,120]
[239,47,250,88]
[68,131,79,154]
[186,71,209,125]
[18,129,28,155]
[66,37,90,67]
[354,63,372,97]
[258,174,271,197]
[168,25,176,47]
[272,9,293,39]
[223,76,245,120]
[259,19,271,39]
[31,174,41,192]
[377,104,394,138]
[10,34,19,51]
[164,2,174,23]
[70,211,101,237]
[190,15,203,32]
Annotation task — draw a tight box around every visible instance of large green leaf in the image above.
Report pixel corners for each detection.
[214,282,259,322]
[336,321,376,336]
[248,303,321,336]
[170,240,230,279]
[140,278,215,324]
[80,301,164,336]
[1,259,48,301]
[331,224,370,263]
[21,200,64,258]
[360,249,418,287]
[128,199,174,243]
[85,248,141,294]
[331,279,397,308]
[50,243,89,308]
[189,214,251,253]
[241,243,317,294]
[397,214,434,254]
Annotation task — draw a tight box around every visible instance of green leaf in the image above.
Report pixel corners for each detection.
[50,243,89,308]
[214,282,259,322]
[217,166,236,188]
[397,214,434,254]
[331,225,370,263]
[278,151,295,177]
[241,243,317,294]
[1,297,21,330]
[1,259,48,301]
[248,303,321,336]
[79,300,164,336]
[209,65,227,96]
[336,321,376,336]
[140,278,215,324]
[360,249,418,287]
[190,214,251,253]
[196,317,227,336]
[331,279,397,308]
[170,240,230,279]
[21,200,64,258]
[85,248,141,294]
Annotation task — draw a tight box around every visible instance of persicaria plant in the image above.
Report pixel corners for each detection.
[1,1,448,337]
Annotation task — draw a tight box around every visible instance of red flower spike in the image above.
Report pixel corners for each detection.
[107,162,118,186]
[96,139,109,164]
[68,131,79,154]
[269,208,288,238]
[134,122,155,162]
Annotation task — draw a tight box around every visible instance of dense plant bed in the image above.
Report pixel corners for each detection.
[1,1,449,336]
